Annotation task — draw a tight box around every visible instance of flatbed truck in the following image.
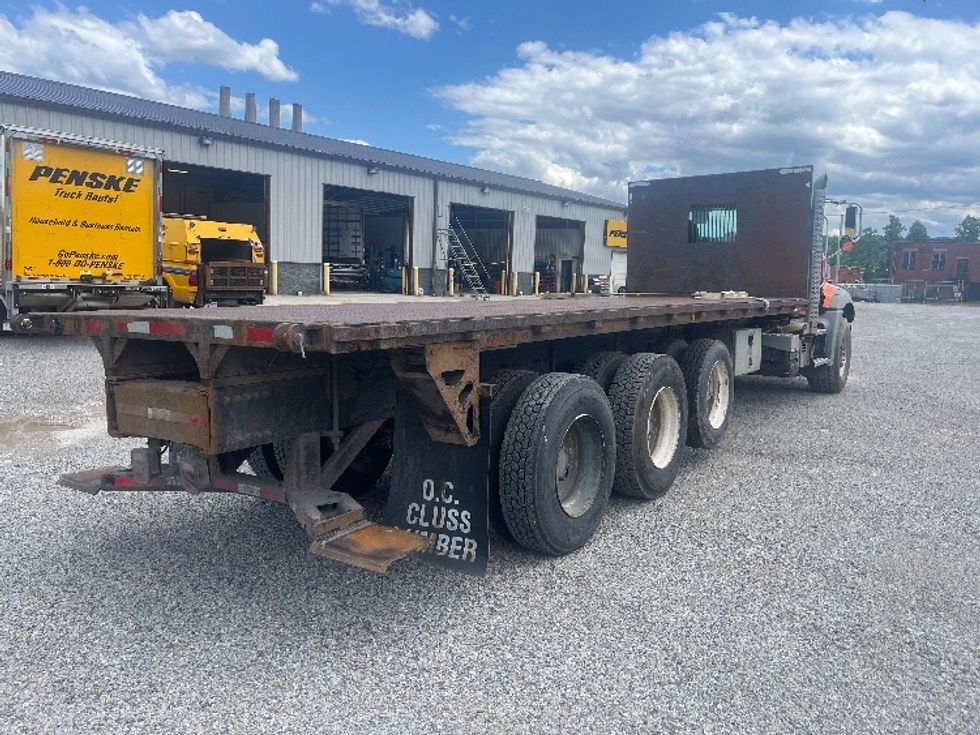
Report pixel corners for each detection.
[11,166,855,574]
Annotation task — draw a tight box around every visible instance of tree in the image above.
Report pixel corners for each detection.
[883,215,906,244]
[954,215,980,241]
[840,226,890,280]
[907,219,929,241]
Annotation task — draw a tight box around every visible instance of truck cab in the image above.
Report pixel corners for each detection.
[162,216,267,307]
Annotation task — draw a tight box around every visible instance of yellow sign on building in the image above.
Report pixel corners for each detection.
[605,219,627,248]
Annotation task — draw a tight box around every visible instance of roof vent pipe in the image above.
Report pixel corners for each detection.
[219,86,231,117]
[292,103,303,132]
[269,98,281,128]
[245,92,257,123]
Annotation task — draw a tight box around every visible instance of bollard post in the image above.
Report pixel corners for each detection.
[270,260,279,295]
[412,266,420,296]
[510,271,518,296]
[447,267,455,296]
[533,272,540,296]
[401,265,408,295]
[322,263,331,296]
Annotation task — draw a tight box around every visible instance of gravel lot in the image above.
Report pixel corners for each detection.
[1,303,978,733]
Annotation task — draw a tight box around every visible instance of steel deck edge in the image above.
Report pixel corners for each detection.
[16,296,808,353]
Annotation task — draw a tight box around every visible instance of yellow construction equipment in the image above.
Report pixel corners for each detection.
[162,216,267,306]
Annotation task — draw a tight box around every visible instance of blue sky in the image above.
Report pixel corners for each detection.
[1,0,979,232]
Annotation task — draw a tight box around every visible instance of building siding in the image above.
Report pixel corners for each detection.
[1,101,626,277]
[435,179,625,275]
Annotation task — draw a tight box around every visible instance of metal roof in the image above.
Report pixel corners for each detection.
[0,71,625,210]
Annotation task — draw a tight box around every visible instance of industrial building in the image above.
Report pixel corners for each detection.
[891,239,980,301]
[0,71,627,296]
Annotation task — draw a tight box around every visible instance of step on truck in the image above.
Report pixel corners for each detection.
[14,166,855,575]
[1,127,168,325]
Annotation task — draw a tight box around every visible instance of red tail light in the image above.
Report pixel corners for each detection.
[157,263,163,276]
[4,258,11,271]
[189,272,199,287]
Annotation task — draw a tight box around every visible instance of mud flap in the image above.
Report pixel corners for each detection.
[385,393,490,575]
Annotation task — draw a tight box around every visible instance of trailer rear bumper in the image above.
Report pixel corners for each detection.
[59,452,430,574]
[13,282,168,312]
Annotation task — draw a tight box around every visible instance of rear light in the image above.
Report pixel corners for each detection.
[157,263,163,276]
[4,258,11,271]
[189,272,199,287]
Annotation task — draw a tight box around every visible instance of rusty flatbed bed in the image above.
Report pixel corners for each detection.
[22,294,806,353]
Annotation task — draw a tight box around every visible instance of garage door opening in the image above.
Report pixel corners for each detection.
[534,216,585,293]
[323,185,412,291]
[449,204,513,294]
[163,163,270,254]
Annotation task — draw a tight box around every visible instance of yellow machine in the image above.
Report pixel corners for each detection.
[162,216,267,306]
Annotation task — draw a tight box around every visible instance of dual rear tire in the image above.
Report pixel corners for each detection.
[497,373,616,555]
[679,339,734,449]
[492,339,735,555]
[608,354,689,499]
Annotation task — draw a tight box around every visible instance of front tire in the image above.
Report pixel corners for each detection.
[808,322,852,394]
[609,354,688,499]
[499,373,616,555]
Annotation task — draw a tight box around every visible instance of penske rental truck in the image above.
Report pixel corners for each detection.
[0,127,167,324]
[13,166,855,576]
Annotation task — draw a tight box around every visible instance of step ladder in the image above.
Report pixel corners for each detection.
[439,220,491,298]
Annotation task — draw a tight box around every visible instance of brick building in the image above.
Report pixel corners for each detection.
[891,239,980,301]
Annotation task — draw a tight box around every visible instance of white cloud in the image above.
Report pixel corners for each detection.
[136,11,298,82]
[449,15,473,32]
[0,6,297,109]
[312,0,439,40]
[435,11,980,232]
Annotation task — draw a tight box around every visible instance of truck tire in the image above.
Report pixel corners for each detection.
[808,322,851,394]
[679,339,734,449]
[247,420,394,497]
[575,351,628,392]
[609,353,688,499]
[651,337,688,361]
[499,373,616,555]
[488,370,538,542]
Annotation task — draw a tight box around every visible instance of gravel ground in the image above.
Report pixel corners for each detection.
[1,303,978,733]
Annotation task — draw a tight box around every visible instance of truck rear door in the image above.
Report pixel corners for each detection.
[9,136,157,284]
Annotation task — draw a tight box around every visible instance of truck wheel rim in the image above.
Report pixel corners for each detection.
[556,414,602,518]
[646,387,681,469]
[838,338,849,378]
[707,361,731,430]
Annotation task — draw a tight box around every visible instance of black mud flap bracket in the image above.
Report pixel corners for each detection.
[384,392,490,575]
